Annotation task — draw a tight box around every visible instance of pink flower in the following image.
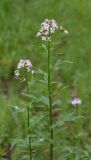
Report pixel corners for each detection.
[71,97,82,106]
[37,19,58,42]
[37,19,68,42]
[15,59,32,78]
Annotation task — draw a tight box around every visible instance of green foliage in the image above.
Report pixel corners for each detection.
[0,0,91,159]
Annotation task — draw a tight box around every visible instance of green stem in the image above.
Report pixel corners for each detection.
[26,82,32,160]
[47,40,53,160]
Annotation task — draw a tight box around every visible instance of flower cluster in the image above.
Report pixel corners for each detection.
[71,97,82,106]
[37,19,68,41]
[15,59,32,78]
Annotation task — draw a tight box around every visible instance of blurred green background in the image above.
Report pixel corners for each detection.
[0,0,91,159]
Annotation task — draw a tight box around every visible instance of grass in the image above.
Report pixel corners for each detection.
[0,0,91,159]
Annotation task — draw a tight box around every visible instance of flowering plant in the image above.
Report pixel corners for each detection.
[37,19,69,160]
[15,59,33,160]
[13,19,83,160]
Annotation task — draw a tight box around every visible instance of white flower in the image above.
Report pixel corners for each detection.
[42,36,46,41]
[25,60,32,68]
[37,19,68,42]
[60,25,68,35]
[41,22,49,30]
[15,59,32,78]
[17,59,25,69]
[36,31,41,37]
[60,25,64,30]
[37,19,58,41]
[64,30,68,34]
[51,19,58,29]
[45,30,49,35]
[15,70,20,77]
[71,98,82,106]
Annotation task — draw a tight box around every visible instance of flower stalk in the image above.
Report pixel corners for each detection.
[47,37,53,160]
[37,18,69,160]
[26,81,32,160]
[15,59,33,159]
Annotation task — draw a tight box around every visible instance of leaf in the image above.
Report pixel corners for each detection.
[54,60,74,71]
[53,113,84,129]
[52,100,62,106]
[63,112,84,122]
[11,138,28,148]
[42,44,47,52]
[39,80,47,84]
[9,105,25,113]
[35,68,45,75]
[21,93,38,102]
[39,96,49,105]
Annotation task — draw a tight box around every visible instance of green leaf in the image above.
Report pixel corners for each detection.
[52,100,62,106]
[42,44,47,52]
[9,105,25,113]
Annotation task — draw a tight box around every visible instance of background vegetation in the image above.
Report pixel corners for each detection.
[0,0,91,159]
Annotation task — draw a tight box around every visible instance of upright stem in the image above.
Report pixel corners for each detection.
[47,40,53,160]
[26,82,32,160]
